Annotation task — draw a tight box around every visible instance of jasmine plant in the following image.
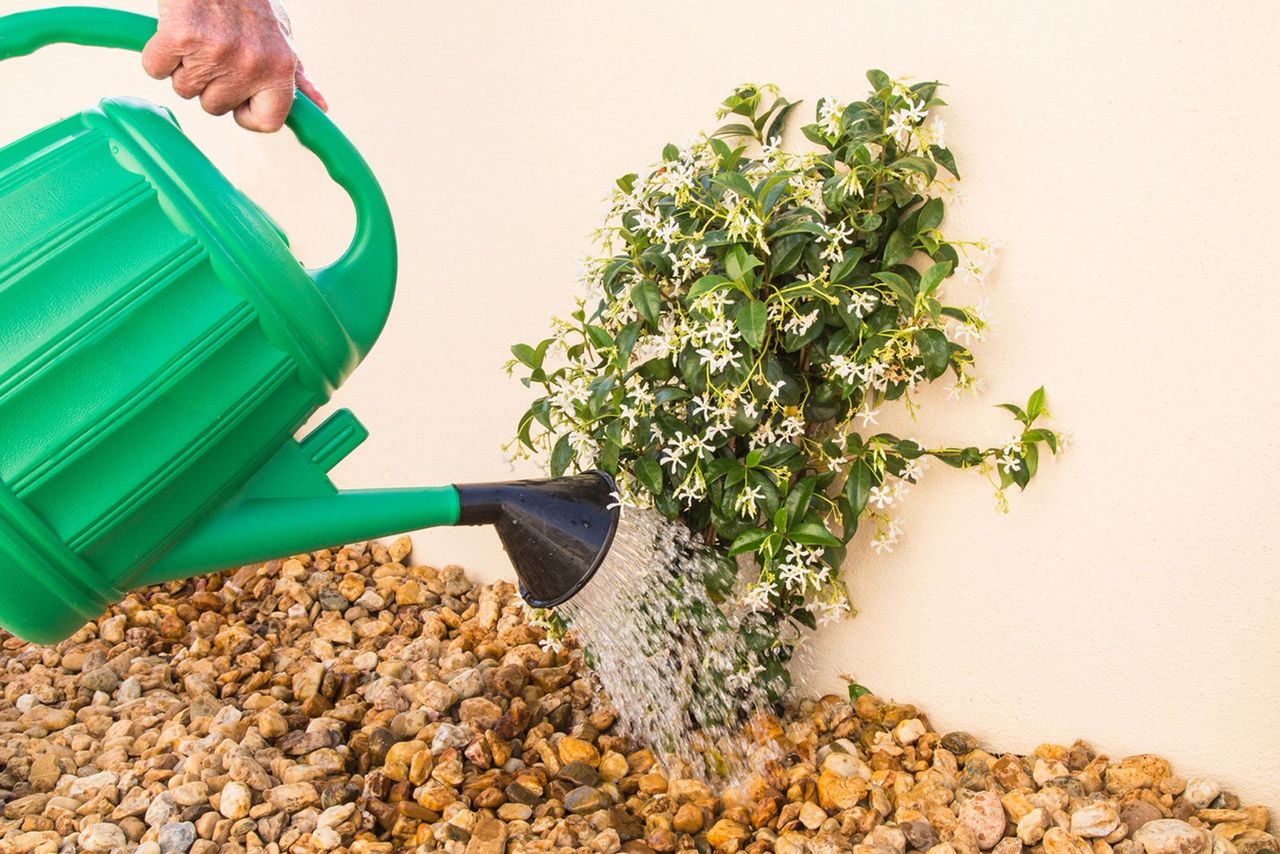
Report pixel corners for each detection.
[508,73,1064,691]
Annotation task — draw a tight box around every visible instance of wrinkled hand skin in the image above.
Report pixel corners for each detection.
[142,0,327,132]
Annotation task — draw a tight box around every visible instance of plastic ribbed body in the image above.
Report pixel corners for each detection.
[0,109,324,640]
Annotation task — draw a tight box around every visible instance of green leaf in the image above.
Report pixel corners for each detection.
[613,322,642,365]
[736,299,767,348]
[768,234,807,277]
[917,197,944,233]
[789,521,842,548]
[883,230,913,266]
[866,69,891,91]
[791,607,817,630]
[587,375,616,414]
[915,328,950,379]
[585,324,613,352]
[550,434,574,477]
[1026,386,1047,421]
[713,123,757,139]
[630,280,661,326]
[785,476,818,522]
[891,155,938,182]
[872,271,914,306]
[765,99,800,142]
[510,343,541,369]
[724,245,763,281]
[530,397,552,429]
[728,528,771,556]
[713,170,756,200]
[998,402,1029,423]
[634,457,663,495]
[662,142,680,161]
[768,220,826,239]
[931,145,960,178]
[847,682,872,701]
[829,248,865,284]
[843,460,873,516]
[602,257,633,292]
[686,275,732,304]
[918,260,954,297]
[1023,428,1058,454]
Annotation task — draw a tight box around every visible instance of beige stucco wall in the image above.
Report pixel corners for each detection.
[3,0,1277,807]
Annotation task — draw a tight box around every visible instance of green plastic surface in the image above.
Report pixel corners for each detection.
[0,7,456,645]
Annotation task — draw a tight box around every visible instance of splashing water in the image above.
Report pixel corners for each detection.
[557,508,776,779]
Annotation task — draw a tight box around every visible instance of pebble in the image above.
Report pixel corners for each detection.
[0,541,1267,854]
[565,785,608,814]
[219,781,252,819]
[960,791,1007,849]
[77,823,126,853]
[1133,820,1211,854]
[1071,803,1121,838]
[158,821,196,853]
[1184,779,1222,809]
[799,801,827,830]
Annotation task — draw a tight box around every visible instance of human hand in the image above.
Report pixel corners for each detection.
[141,0,327,133]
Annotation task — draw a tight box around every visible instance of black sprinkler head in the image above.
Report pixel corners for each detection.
[454,471,621,608]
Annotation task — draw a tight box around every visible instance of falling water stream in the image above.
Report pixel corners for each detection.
[557,508,774,779]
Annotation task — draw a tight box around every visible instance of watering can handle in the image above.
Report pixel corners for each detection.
[0,6,396,357]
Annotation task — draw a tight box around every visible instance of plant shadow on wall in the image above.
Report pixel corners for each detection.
[507,72,1067,699]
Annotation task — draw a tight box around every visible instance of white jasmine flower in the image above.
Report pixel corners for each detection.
[856,405,880,427]
[902,457,927,482]
[744,580,777,612]
[660,432,690,473]
[734,484,764,518]
[953,322,982,346]
[901,98,928,123]
[868,484,894,510]
[870,533,895,554]
[962,240,999,285]
[779,561,809,592]
[847,291,877,318]
[784,310,819,337]
[778,415,805,441]
[818,97,845,137]
[886,109,914,146]
[815,599,850,627]
[998,452,1022,474]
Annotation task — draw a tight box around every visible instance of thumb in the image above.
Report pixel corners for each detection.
[295,63,329,113]
[141,32,182,80]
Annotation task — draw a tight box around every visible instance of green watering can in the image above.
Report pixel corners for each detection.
[0,7,618,645]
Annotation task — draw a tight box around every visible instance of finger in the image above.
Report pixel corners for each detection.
[141,33,182,80]
[233,85,294,133]
[199,76,253,117]
[295,63,328,112]
[170,62,218,100]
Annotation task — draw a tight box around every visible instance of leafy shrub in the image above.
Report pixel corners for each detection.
[508,73,1064,690]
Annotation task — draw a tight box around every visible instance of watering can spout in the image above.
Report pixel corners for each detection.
[140,487,463,586]
[142,455,620,610]
[454,473,620,608]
